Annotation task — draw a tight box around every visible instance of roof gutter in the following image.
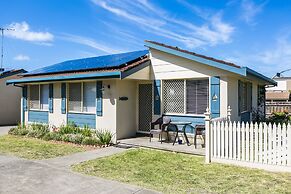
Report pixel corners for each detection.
[244,67,277,86]
[6,71,121,85]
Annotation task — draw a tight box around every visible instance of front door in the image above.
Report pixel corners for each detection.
[138,84,152,132]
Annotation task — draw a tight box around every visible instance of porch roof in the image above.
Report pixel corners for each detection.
[145,40,276,86]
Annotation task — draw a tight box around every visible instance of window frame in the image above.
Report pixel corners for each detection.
[28,84,49,111]
[68,82,96,114]
[162,79,209,116]
[239,81,252,113]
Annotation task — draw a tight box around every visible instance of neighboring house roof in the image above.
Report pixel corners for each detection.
[266,91,290,100]
[144,40,276,85]
[7,51,150,84]
[0,69,27,79]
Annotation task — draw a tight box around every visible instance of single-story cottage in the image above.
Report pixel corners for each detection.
[7,41,276,142]
[0,69,27,125]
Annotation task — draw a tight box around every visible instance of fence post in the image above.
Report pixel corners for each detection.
[205,108,211,163]
[287,123,291,166]
[227,105,232,122]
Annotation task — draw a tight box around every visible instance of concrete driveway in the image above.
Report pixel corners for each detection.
[0,125,13,136]
[0,126,159,194]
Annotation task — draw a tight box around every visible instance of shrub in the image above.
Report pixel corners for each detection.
[58,122,81,135]
[267,111,291,124]
[81,125,93,137]
[68,134,84,144]
[42,132,54,141]
[8,125,29,136]
[81,137,99,146]
[96,129,113,146]
[61,134,71,142]
[28,123,49,138]
[50,132,62,141]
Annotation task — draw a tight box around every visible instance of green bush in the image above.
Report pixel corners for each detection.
[58,122,82,135]
[8,125,29,136]
[81,137,99,146]
[81,125,93,137]
[267,111,291,124]
[42,132,54,141]
[27,123,50,138]
[96,129,113,146]
[61,134,71,142]
[68,134,84,144]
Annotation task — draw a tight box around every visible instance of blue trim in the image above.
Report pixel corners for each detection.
[153,80,161,115]
[210,77,220,118]
[164,114,205,133]
[96,81,103,116]
[6,71,121,84]
[49,84,53,113]
[28,111,49,124]
[61,83,66,114]
[68,113,96,129]
[245,67,277,85]
[22,86,27,112]
[145,42,246,76]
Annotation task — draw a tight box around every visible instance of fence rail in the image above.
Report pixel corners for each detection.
[205,109,291,172]
[266,102,291,115]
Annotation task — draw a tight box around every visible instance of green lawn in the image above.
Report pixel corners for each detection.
[72,148,291,194]
[0,135,86,159]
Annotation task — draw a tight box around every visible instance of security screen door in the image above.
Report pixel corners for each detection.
[138,84,153,132]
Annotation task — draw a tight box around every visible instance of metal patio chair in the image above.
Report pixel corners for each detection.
[149,116,171,143]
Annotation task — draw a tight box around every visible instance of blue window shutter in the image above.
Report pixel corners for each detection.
[61,83,66,114]
[49,84,53,113]
[96,81,103,116]
[23,86,28,111]
[210,77,220,118]
[154,80,161,115]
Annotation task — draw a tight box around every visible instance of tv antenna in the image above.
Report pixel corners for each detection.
[0,27,15,72]
[272,68,291,79]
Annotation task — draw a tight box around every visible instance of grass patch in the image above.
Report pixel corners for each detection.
[0,135,86,160]
[72,148,291,194]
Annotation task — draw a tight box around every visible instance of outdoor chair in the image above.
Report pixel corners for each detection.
[194,124,205,148]
[149,116,171,143]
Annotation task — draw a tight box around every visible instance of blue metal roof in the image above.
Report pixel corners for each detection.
[25,50,149,76]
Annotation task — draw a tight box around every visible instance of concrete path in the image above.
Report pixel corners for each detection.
[40,146,127,169]
[0,125,14,136]
[0,154,158,194]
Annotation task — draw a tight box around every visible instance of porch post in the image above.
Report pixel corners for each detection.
[205,108,211,163]
[227,105,232,122]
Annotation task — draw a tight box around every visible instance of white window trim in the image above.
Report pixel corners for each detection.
[29,84,49,111]
[68,82,96,114]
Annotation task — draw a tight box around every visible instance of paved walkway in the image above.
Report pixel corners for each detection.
[0,125,14,136]
[0,126,159,194]
[0,154,158,194]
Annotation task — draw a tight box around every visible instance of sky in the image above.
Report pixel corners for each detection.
[1,0,291,77]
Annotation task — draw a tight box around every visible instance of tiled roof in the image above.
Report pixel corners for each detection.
[0,69,26,79]
[145,40,241,69]
[266,91,290,100]
[24,50,149,76]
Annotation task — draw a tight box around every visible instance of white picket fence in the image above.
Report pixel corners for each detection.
[204,109,291,172]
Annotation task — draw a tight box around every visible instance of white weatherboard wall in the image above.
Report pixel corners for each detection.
[49,83,66,127]
[96,79,117,143]
[0,75,22,125]
[116,80,137,139]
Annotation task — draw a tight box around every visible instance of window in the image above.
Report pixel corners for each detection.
[29,84,49,110]
[239,81,252,113]
[163,79,209,114]
[68,82,96,113]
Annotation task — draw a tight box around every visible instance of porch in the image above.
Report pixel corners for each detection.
[118,134,205,155]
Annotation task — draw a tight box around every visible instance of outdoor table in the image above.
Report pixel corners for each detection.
[170,121,192,146]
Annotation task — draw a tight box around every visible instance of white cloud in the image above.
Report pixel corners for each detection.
[91,0,234,49]
[5,22,54,43]
[61,33,122,54]
[240,0,266,24]
[14,54,30,61]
